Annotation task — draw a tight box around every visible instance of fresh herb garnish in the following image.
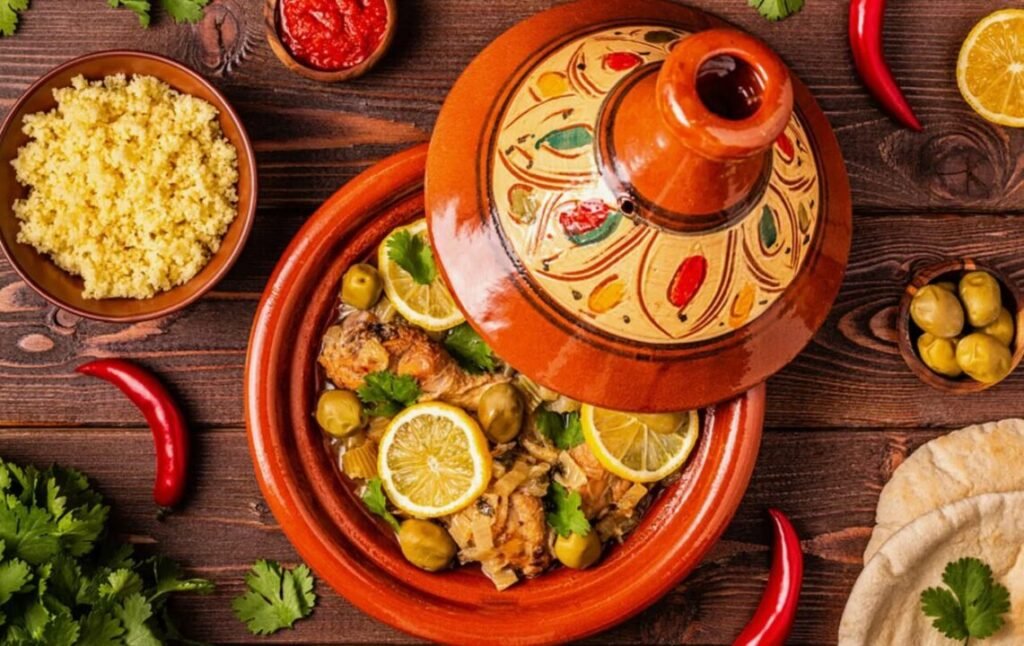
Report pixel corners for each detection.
[749,0,805,21]
[921,557,1011,642]
[386,230,437,286]
[232,560,316,636]
[444,323,497,373]
[545,482,590,538]
[0,458,213,644]
[361,478,401,532]
[357,370,421,417]
[108,0,209,27]
[0,0,29,36]
[536,409,584,450]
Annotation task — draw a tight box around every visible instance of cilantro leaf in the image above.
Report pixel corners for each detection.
[444,323,497,373]
[535,410,584,450]
[232,560,317,636]
[386,230,437,286]
[150,556,215,599]
[921,557,1011,641]
[114,593,160,646]
[0,556,32,604]
[748,0,805,21]
[545,482,590,538]
[361,478,401,532]
[0,0,29,37]
[357,371,421,417]
[160,0,208,23]
[108,0,152,27]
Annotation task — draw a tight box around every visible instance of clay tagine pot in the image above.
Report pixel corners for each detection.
[427,0,852,412]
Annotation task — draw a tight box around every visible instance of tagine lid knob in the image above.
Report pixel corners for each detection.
[425,0,852,412]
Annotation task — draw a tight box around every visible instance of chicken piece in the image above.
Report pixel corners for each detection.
[495,492,551,578]
[319,311,506,410]
[567,444,633,519]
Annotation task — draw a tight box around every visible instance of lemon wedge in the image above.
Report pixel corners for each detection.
[957,10,1024,127]
[378,219,464,331]
[580,406,699,483]
[377,402,491,518]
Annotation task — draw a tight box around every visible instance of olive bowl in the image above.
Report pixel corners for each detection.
[897,259,1024,393]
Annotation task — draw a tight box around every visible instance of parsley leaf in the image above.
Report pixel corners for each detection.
[357,371,421,417]
[0,0,29,37]
[748,0,805,21]
[108,0,152,27]
[386,230,437,286]
[921,557,1011,641]
[161,0,209,23]
[545,482,590,538]
[232,560,317,636]
[361,478,401,532]
[535,410,584,450]
[444,323,497,373]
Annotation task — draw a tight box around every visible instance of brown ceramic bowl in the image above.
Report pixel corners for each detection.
[897,259,1024,393]
[0,50,257,323]
[264,0,397,83]
[245,145,766,644]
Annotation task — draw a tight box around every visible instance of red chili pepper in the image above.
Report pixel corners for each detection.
[77,359,189,509]
[733,509,804,646]
[668,255,707,309]
[849,0,922,131]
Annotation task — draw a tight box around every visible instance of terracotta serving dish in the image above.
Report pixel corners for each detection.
[0,50,257,323]
[245,145,766,644]
[897,259,1024,393]
[264,0,397,83]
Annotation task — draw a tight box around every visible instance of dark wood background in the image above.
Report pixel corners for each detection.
[2,0,1022,643]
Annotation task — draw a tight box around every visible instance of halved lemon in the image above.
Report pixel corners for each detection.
[957,10,1024,127]
[378,219,464,331]
[377,402,491,518]
[580,406,699,483]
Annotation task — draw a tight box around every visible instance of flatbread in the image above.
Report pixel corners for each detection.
[839,491,1024,645]
[864,418,1024,563]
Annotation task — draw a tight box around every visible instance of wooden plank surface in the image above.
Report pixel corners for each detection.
[1,0,1022,644]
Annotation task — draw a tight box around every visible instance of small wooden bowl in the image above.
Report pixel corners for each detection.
[897,259,1024,393]
[0,50,257,323]
[264,0,397,83]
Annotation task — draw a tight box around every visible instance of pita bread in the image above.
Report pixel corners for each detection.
[840,491,1024,645]
[864,418,1024,563]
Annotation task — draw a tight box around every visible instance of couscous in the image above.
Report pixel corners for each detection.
[11,74,239,300]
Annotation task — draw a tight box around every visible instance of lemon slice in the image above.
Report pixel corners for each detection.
[377,402,492,518]
[957,10,1024,127]
[378,219,464,331]
[580,406,699,483]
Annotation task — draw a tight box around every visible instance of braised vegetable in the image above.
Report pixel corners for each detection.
[554,531,602,569]
[316,389,365,437]
[981,308,1015,347]
[398,519,458,571]
[849,0,922,130]
[910,285,964,339]
[956,333,1012,384]
[341,440,378,479]
[958,271,1002,328]
[341,263,383,310]
[917,334,962,378]
[478,383,524,443]
[734,509,804,646]
[77,359,189,508]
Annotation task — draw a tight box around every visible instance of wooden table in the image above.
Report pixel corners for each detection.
[1,1,1021,643]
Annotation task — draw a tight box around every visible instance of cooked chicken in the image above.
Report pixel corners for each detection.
[319,311,506,410]
[497,492,551,577]
[568,444,634,519]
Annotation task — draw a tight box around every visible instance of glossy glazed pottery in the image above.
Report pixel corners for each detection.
[426,0,852,411]
[245,145,766,645]
[0,50,257,323]
[897,259,1024,393]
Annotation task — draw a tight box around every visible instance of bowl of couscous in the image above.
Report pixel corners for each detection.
[0,50,257,322]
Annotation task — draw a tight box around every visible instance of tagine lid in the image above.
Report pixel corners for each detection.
[426,0,851,412]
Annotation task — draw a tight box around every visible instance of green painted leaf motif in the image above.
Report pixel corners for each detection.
[759,206,779,249]
[644,30,677,44]
[568,211,622,246]
[535,126,593,151]
[797,203,810,233]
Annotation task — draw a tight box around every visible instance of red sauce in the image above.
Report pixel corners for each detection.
[279,0,389,72]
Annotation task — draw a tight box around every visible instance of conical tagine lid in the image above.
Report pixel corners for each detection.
[426,0,851,412]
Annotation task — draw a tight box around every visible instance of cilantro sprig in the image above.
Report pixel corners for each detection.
[0,0,29,37]
[749,0,805,21]
[357,370,421,417]
[921,557,1011,642]
[361,478,401,532]
[545,482,590,538]
[108,0,209,27]
[232,560,316,636]
[444,323,497,374]
[535,409,584,450]
[386,230,437,286]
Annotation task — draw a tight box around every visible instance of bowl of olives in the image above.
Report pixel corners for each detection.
[898,259,1024,392]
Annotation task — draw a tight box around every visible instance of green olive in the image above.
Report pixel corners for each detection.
[980,307,1015,347]
[341,263,383,310]
[398,519,457,572]
[910,285,964,338]
[956,333,1012,384]
[315,389,365,437]
[554,531,602,570]
[478,383,524,443]
[958,271,1002,328]
[917,333,962,378]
